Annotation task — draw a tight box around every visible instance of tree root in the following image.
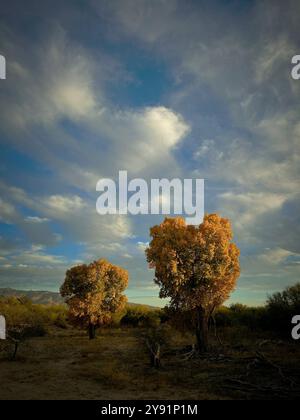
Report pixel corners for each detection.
[231,349,298,396]
[255,351,296,388]
[224,378,292,397]
[182,344,197,360]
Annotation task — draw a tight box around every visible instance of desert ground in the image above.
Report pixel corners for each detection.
[1,325,300,400]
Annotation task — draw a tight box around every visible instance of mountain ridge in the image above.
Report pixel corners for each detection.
[0,287,159,309]
[0,287,64,305]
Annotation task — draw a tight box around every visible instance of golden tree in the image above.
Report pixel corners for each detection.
[60,259,128,339]
[146,214,240,352]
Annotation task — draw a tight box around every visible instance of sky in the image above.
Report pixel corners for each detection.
[0,0,299,307]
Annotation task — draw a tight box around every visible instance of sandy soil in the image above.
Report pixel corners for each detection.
[0,327,299,400]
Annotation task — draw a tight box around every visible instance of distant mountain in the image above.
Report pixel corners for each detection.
[0,288,159,309]
[0,288,64,305]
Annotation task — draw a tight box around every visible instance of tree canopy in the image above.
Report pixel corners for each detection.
[146,214,240,351]
[60,258,128,338]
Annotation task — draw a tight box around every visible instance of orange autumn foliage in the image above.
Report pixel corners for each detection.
[60,259,128,335]
[146,214,240,351]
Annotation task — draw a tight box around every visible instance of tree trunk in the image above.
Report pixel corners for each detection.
[88,323,96,340]
[196,307,209,353]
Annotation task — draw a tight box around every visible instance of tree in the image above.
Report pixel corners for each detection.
[266,283,300,337]
[60,259,128,339]
[146,214,240,352]
[267,283,300,311]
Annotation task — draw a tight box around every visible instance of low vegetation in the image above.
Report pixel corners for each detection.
[0,284,299,399]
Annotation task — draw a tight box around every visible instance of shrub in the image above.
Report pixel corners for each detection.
[120,305,162,328]
[0,296,68,330]
[265,283,300,337]
[144,324,173,368]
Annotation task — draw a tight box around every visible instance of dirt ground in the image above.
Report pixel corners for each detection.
[0,326,300,400]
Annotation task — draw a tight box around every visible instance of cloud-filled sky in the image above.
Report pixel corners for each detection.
[0,0,299,306]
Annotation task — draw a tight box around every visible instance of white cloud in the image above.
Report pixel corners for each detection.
[122,253,133,259]
[137,241,149,252]
[1,28,97,130]
[0,199,18,224]
[220,191,287,229]
[0,25,190,189]
[259,248,298,265]
[97,105,190,173]
[254,37,294,84]
[24,216,50,224]
[12,245,66,267]
[43,195,87,216]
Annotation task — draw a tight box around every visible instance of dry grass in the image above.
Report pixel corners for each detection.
[0,326,300,400]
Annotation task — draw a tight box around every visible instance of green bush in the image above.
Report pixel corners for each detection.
[215,305,267,331]
[264,283,300,337]
[0,296,68,331]
[121,305,162,328]
[214,284,300,339]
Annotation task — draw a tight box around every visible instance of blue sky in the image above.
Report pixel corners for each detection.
[0,0,299,306]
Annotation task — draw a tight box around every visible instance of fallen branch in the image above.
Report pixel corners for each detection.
[225,378,291,396]
[255,351,296,388]
[7,334,20,360]
[146,339,161,368]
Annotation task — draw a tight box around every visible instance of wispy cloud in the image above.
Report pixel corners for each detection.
[0,0,299,303]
